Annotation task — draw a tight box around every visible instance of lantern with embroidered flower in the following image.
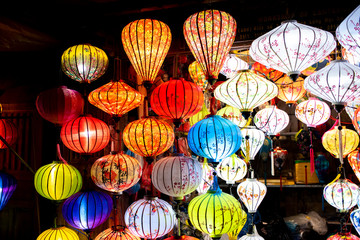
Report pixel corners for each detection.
[275,75,306,106]
[196,161,214,195]
[216,154,247,184]
[237,177,267,214]
[240,126,266,163]
[216,105,247,128]
[220,54,249,79]
[188,61,208,91]
[346,98,360,121]
[239,226,265,240]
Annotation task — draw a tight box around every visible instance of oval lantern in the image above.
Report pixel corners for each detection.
[151,154,202,200]
[295,97,331,128]
[187,115,242,163]
[122,19,172,87]
[183,9,237,83]
[216,105,247,128]
[36,86,84,126]
[62,190,113,232]
[275,75,306,106]
[350,208,360,236]
[60,115,111,154]
[251,62,283,82]
[240,126,266,162]
[0,119,18,149]
[0,171,17,210]
[36,227,79,240]
[348,150,360,182]
[188,61,208,91]
[189,103,210,127]
[150,78,204,127]
[91,152,142,194]
[196,162,214,195]
[237,178,267,214]
[254,105,289,136]
[34,161,82,201]
[61,44,108,84]
[216,154,247,184]
[95,227,140,240]
[124,196,176,239]
[220,54,249,79]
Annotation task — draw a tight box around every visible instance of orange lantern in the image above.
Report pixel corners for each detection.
[275,75,306,106]
[0,119,17,149]
[188,61,208,91]
[352,107,360,135]
[347,149,360,182]
[251,61,284,82]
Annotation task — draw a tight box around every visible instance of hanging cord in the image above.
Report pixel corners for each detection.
[337,113,344,165]
[57,143,68,164]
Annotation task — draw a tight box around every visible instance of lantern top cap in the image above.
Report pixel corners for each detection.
[281,20,297,24]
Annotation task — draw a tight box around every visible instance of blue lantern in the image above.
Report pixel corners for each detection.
[62,190,113,232]
[350,208,360,236]
[0,171,17,210]
[187,115,242,163]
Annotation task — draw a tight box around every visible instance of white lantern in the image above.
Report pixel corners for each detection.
[239,226,264,240]
[220,54,249,79]
[237,178,267,214]
[216,154,247,184]
[196,162,214,195]
[346,97,360,121]
[216,105,247,128]
[253,105,289,136]
[295,97,331,128]
[241,126,266,161]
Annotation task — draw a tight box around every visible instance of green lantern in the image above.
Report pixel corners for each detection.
[34,161,82,201]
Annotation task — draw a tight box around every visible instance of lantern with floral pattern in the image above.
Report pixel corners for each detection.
[220,54,249,79]
[188,61,208,91]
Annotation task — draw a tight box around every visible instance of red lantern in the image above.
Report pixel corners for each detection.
[251,62,284,82]
[0,119,17,149]
[36,86,84,125]
[60,115,110,154]
[150,78,204,127]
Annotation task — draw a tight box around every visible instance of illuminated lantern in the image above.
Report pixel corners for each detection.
[164,235,199,240]
[124,196,176,239]
[60,115,110,154]
[0,119,17,149]
[237,178,267,214]
[323,178,359,212]
[301,56,332,77]
[151,154,202,200]
[342,47,360,67]
[122,117,174,161]
[216,105,247,128]
[150,78,204,127]
[220,54,249,79]
[34,161,82,201]
[254,105,289,136]
[327,232,360,240]
[251,62,283,82]
[183,9,237,83]
[275,76,306,106]
[0,171,17,210]
[187,115,242,163]
[240,126,266,162]
[227,211,248,240]
[347,150,360,182]
[95,227,140,240]
[214,70,278,119]
[238,226,264,240]
[216,154,247,184]
[189,103,210,126]
[88,80,144,121]
[36,227,79,240]
[250,20,336,81]
[61,44,108,84]
[35,86,84,126]
[196,162,214,194]
[350,208,360,236]
[62,190,113,232]
[352,107,360,135]
[188,61,208,91]
[122,19,172,87]
[345,97,360,121]
[91,152,142,194]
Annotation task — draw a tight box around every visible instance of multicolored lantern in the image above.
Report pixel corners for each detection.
[275,76,306,105]
[36,227,79,240]
[61,44,109,84]
[183,9,237,82]
[350,208,360,236]
[95,227,140,240]
[347,150,360,182]
[220,54,249,79]
[196,161,214,195]
[0,119,17,149]
[240,126,266,162]
[216,105,247,128]
[251,62,283,82]
[0,171,17,210]
[122,19,172,87]
[216,154,247,184]
[327,232,360,240]
[189,103,210,126]
[188,61,208,91]
[237,178,267,214]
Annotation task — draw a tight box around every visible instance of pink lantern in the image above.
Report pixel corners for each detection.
[327,232,360,240]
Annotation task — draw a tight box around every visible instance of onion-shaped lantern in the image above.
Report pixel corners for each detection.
[122,19,172,87]
[36,227,79,240]
[238,226,264,240]
[214,70,278,119]
[60,115,110,154]
[251,62,283,82]
[187,115,242,163]
[346,97,360,121]
[61,44,108,84]
[189,103,210,126]
[241,126,266,162]
[34,161,82,201]
[91,152,142,194]
[327,232,360,240]
[95,227,140,240]
[196,162,214,194]
[35,86,84,126]
[62,190,113,232]
[216,105,247,128]
[0,119,17,149]
[122,117,174,162]
[237,178,267,214]
[124,196,176,239]
[183,9,237,83]
[254,105,289,136]
[220,54,249,79]
[0,171,17,210]
[275,76,306,106]
[346,150,360,182]
[295,98,331,128]
[216,154,247,184]
[151,154,202,200]
[227,210,248,240]
[324,178,359,212]
[150,78,204,127]
[250,20,336,81]
[188,61,208,91]
[350,208,360,236]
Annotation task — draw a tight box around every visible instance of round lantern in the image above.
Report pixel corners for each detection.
[254,105,289,136]
[214,70,278,119]
[0,119,17,149]
[122,19,172,87]
[36,86,84,126]
[350,208,360,236]
[60,115,110,154]
[188,61,208,91]
[91,152,142,194]
[323,178,359,212]
[216,154,247,184]
[275,76,306,105]
[196,162,214,195]
[61,44,108,84]
[36,226,79,240]
[220,54,249,79]
[0,171,17,210]
[124,196,176,239]
[34,161,82,201]
[346,97,360,121]
[237,178,267,214]
[251,62,283,82]
[187,115,242,163]
[122,117,174,161]
[347,150,360,182]
[151,154,202,200]
[327,232,360,240]
[216,105,247,128]
[62,190,113,232]
[183,9,237,82]
[95,227,140,240]
[88,80,144,120]
[240,126,266,162]
[189,103,210,126]
[150,78,204,127]
[295,97,331,128]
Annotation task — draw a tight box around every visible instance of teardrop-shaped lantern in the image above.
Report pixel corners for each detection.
[0,171,17,210]
[122,19,172,87]
[251,62,283,82]
[350,208,360,236]
[61,44,109,84]
[189,103,210,126]
[237,178,267,214]
[216,154,247,184]
[95,227,140,240]
[240,126,266,162]
[36,227,79,240]
[183,9,237,82]
[188,61,208,91]
[214,70,278,119]
[216,105,247,128]
[295,97,331,128]
[253,105,289,136]
[275,76,306,105]
[348,149,360,182]
[196,162,214,194]
[0,119,18,149]
[220,54,249,79]
[346,98,360,121]
[250,20,336,81]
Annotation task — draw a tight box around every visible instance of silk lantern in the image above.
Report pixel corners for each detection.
[60,115,110,154]
[95,227,140,240]
[91,152,142,194]
[352,107,360,135]
[0,119,17,149]
[164,236,199,240]
[183,9,237,83]
[124,196,176,239]
[350,208,360,236]
[237,178,267,214]
[347,150,360,182]
[188,61,208,91]
[251,62,283,82]
[216,154,247,184]
[122,19,171,87]
[36,227,79,240]
[150,78,204,127]
[187,115,242,163]
[61,44,108,84]
[327,232,360,240]
[189,103,210,126]
[345,97,360,121]
[239,226,264,240]
[220,54,249,79]
[301,56,332,77]
[275,76,306,106]
[240,126,266,162]
[62,190,113,232]
[35,86,84,126]
[216,105,247,128]
[0,171,17,210]
[151,154,202,200]
[196,162,214,195]
[214,70,278,119]
[343,47,360,67]
[250,20,336,81]
[34,161,82,201]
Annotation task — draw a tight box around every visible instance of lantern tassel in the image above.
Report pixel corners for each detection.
[270,137,275,176]
[309,129,315,174]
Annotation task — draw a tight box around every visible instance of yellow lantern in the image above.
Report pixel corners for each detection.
[216,105,247,128]
[188,61,208,91]
[189,103,210,126]
[37,227,79,240]
[275,75,306,105]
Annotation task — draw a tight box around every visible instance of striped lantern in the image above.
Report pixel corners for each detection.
[237,178,267,214]
[240,126,266,162]
[345,97,360,121]
[348,150,360,182]
[350,208,360,236]
[189,103,210,127]
[295,97,331,128]
[36,227,79,240]
[95,227,140,240]
[220,54,249,79]
[216,154,247,184]
[34,161,82,201]
[275,75,306,105]
[196,162,214,195]
[251,61,284,82]
[0,119,18,149]
[188,61,208,91]
[216,105,247,128]
[0,171,17,210]
[254,105,289,136]
[352,107,360,135]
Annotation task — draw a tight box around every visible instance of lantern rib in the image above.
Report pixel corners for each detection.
[216,193,226,234]
[197,12,211,79]
[212,117,219,160]
[211,10,217,77]
[42,164,51,199]
[129,21,143,82]
[266,27,288,73]
[73,45,82,82]
[86,45,94,83]
[193,120,204,157]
